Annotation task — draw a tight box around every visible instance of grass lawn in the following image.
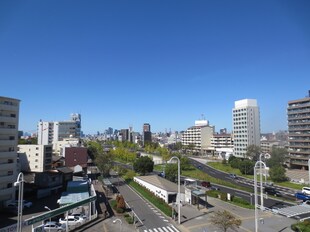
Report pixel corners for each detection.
[207,161,307,191]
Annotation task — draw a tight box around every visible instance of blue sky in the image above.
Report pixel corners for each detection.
[1,0,309,134]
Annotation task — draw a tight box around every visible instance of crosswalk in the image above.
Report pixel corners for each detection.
[143,225,180,232]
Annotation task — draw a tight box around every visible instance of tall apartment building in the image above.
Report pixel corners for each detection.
[287,91,310,169]
[182,120,215,152]
[38,113,81,145]
[18,144,53,172]
[0,96,20,208]
[233,99,260,158]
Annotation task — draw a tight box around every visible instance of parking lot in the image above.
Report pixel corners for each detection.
[0,192,62,231]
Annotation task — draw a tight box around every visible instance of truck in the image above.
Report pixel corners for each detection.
[295,192,310,201]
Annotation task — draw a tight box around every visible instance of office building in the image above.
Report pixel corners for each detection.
[38,113,81,146]
[0,96,20,208]
[143,123,152,145]
[143,123,151,132]
[182,120,215,152]
[287,91,310,169]
[233,99,260,158]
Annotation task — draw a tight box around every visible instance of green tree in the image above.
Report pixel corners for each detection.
[165,163,178,182]
[87,141,103,159]
[269,165,287,182]
[95,153,113,177]
[267,147,288,168]
[210,210,241,232]
[180,156,191,170]
[133,156,154,175]
[245,145,261,161]
[238,159,255,175]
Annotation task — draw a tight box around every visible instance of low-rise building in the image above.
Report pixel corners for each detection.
[133,175,185,204]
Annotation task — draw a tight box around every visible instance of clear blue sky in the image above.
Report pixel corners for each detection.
[1,0,309,135]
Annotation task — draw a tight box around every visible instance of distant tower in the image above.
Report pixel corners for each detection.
[143,123,152,145]
[143,123,151,132]
[232,99,260,158]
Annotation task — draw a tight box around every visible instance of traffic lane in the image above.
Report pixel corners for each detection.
[190,158,297,201]
[110,178,171,231]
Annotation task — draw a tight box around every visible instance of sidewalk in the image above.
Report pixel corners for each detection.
[93,179,137,232]
[178,197,296,232]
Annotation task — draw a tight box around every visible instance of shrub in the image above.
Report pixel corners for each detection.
[206,190,220,198]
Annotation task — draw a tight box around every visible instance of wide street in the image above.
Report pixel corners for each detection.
[109,177,179,232]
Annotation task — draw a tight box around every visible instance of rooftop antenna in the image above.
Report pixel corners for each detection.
[201,114,205,120]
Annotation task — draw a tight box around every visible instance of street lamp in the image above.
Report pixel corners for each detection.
[113,218,122,232]
[44,206,52,232]
[254,160,267,232]
[259,153,270,210]
[168,156,181,224]
[14,172,24,232]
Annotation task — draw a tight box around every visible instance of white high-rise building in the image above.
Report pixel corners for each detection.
[38,113,81,146]
[0,96,20,208]
[232,99,260,158]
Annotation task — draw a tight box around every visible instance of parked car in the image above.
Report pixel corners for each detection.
[43,221,66,232]
[59,215,84,227]
[264,187,282,197]
[15,200,33,208]
[69,213,87,221]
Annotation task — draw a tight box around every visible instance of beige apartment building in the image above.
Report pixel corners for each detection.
[18,144,53,172]
[0,96,20,208]
[182,120,215,153]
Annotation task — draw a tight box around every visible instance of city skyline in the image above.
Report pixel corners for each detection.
[1,1,309,134]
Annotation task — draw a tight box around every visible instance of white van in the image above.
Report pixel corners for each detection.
[302,187,310,195]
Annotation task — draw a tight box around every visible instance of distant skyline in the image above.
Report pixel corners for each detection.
[1,1,309,134]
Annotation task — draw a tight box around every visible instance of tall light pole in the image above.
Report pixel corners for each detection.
[14,172,24,232]
[44,206,52,232]
[113,218,122,232]
[259,153,270,210]
[168,156,181,224]
[254,160,267,232]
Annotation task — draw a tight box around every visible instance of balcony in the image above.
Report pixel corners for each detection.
[0,115,17,123]
[0,103,18,111]
[0,140,16,146]
[0,127,16,135]
[0,174,15,183]
[0,151,16,158]
[0,163,16,170]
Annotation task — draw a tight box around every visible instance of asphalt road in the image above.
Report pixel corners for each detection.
[109,177,179,232]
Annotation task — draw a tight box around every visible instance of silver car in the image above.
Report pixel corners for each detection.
[43,221,66,232]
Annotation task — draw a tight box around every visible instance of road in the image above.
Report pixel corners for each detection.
[109,177,179,232]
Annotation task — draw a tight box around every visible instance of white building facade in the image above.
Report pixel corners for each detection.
[18,144,53,172]
[182,120,215,152]
[0,96,20,208]
[233,99,261,158]
[38,114,81,151]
